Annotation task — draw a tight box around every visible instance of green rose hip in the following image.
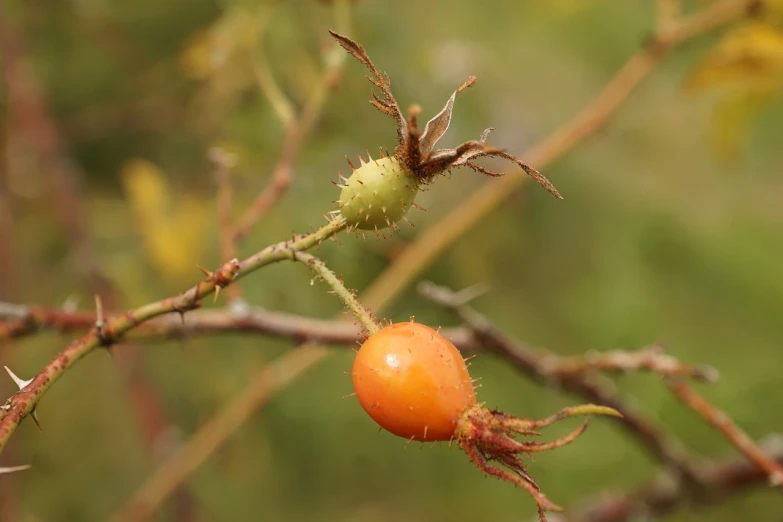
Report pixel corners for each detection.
[338,156,419,230]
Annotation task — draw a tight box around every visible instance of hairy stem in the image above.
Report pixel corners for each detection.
[290,252,380,335]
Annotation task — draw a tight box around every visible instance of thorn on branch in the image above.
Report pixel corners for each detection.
[4,366,43,432]
[4,366,33,390]
[94,295,115,347]
[0,464,31,475]
[196,259,241,303]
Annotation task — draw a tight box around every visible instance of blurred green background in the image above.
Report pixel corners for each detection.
[1,0,782,521]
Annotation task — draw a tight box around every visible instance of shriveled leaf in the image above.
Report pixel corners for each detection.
[493,151,562,199]
[328,30,379,78]
[419,76,476,157]
[479,127,493,143]
[328,30,407,142]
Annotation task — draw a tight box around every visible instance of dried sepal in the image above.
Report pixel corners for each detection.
[459,148,563,199]
[328,31,407,144]
[420,141,503,178]
[419,76,476,157]
[330,30,562,234]
[403,104,423,169]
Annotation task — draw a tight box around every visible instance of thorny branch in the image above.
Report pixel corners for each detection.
[0,216,348,455]
[0,299,719,384]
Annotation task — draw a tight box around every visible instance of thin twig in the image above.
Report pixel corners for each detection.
[418,282,707,489]
[564,434,783,522]
[539,345,719,382]
[254,58,296,127]
[232,3,351,241]
[667,378,783,491]
[210,147,241,302]
[0,217,348,455]
[360,0,757,313]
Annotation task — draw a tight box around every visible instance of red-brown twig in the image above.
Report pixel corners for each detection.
[418,282,708,489]
[0,217,347,455]
[564,434,783,522]
[667,378,783,491]
[538,345,719,382]
[210,147,241,302]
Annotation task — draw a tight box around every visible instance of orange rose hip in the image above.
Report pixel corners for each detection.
[352,322,477,441]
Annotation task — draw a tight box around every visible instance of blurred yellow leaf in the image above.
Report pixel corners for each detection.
[708,92,769,162]
[686,22,783,159]
[686,22,783,93]
[121,159,212,281]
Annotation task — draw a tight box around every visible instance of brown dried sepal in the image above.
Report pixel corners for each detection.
[455,403,622,521]
[328,31,562,199]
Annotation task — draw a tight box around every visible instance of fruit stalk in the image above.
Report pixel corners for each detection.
[290,251,380,334]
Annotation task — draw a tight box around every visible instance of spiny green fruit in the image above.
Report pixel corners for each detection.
[338,155,419,230]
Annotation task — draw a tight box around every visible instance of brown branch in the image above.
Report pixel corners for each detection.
[360,0,758,313]
[667,378,783,491]
[565,435,783,522]
[0,300,470,349]
[0,217,347,456]
[538,345,719,382]
[210,147,241,302]
[418,282,708,490]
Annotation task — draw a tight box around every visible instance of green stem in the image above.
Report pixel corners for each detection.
[291,251,380,335]
[0,216,348,455]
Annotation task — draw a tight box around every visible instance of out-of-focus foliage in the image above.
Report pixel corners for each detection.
[121,159,211,281]
[686,3,783,159]
[2,1,783,522]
